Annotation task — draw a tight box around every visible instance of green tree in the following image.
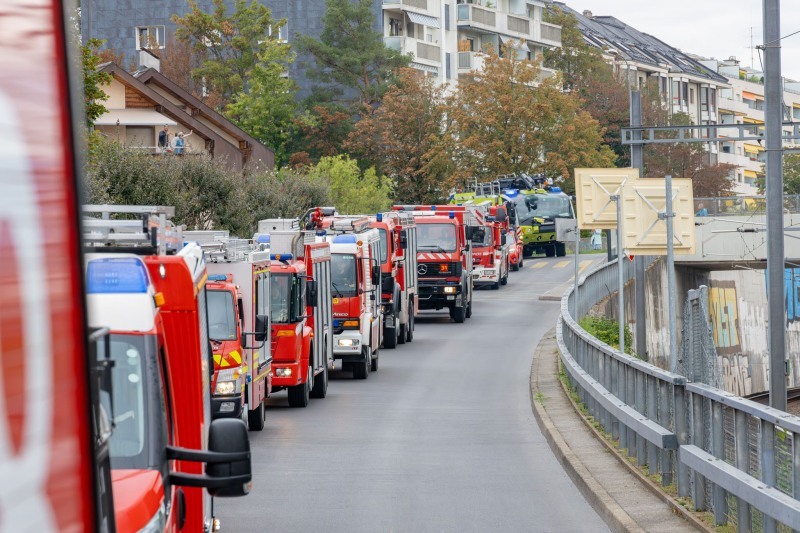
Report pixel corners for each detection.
[227,40,298,165]
[543,7,606,93]
[295,0,410,108]
[83,38,112,127]
[346,68,450,203]
[785,155,800,195]
[173,0,284,108]
[444,47,615,191]
[308,155,392,214]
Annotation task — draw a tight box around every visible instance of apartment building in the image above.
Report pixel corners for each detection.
[382,0,562,83]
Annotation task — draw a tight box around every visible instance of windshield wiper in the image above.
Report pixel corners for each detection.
[331,280,344,297]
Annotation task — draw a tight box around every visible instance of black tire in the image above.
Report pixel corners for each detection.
[287,370,310,408]
[353,348,370,379]
[500,274,508,285]
[406,308,414,342]
[310,361,328,399]
[371,352,379,371]
[397,322,407,344]
[383,322,398,349]
[555,242,566,257]
[247,400,265,431]
[511,261,519,272]
[523,246,534,258]
[545,246,556,257]
[453,305,466,323]
[491,282,500,290]
[519,257,524,268]
[466,300,472,318]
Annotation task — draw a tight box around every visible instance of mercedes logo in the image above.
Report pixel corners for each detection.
[417,263,428,275]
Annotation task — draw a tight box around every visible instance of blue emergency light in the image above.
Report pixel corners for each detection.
[449,212,455,219]
[256,234,270,244]
[550,187,562,193]
[87,257,149,294]
[431,205,437,210]
[334,319,343,327]
[333,234,357,244]
[316,230,327,237]
[486,215,495,222]
[376,213,383,222]
[504,189,520,198]
[208,274,228,282]
[270,253,293,261]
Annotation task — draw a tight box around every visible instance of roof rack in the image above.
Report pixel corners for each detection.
[328,216,371,234]
[82,205,182,255]
[182,230,258,262]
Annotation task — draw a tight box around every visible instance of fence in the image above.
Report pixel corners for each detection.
[694,194,800,216]
[558,258,800,531]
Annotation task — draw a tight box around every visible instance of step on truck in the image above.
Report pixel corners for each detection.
[392,205,481,323]
[307,210,383,378]
[83,205,255,532]
[471,205,511,290]
[255,218,334,407]
[369,211,419,348]
[185,231,274,429]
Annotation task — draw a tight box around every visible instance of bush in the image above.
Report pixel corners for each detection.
[307,155,392,215]
[579,316,635,356]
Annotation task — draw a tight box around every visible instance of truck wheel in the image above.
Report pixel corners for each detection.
[511,261,519,272]
[406,309,414,342]
[287,369,310,408]
[466,300,472,319]
[383,323,398,349]
[491,282,499,290]
[453,305,466,323]
[398,322,407,345]
[310,362,328,399]
[545,245,556,257]
[500,274,508,286]
[555,242,566,257]
[371,351,379,372]
[353,348,370,379]
[247,400,265,431]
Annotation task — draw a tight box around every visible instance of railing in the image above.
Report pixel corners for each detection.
[507,15,529,35]
[540,21,562,44]
[694,194,800,216]
[456,4,496,27]
[416,42,440,62]
[383,0,427,9]
[558,258,800,530]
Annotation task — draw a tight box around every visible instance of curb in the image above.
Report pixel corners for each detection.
[530,332,644,533]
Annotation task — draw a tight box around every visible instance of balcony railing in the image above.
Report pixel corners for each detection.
[457,4,496,27]
[416,41,440,62]
[540,21,561,44]
[507,15,530,35]
[383,0,427,9]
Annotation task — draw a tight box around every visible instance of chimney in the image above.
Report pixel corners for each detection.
[583,10,593,18]
[138,48,161,72]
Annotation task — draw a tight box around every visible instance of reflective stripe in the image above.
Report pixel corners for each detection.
[229,350,242,364]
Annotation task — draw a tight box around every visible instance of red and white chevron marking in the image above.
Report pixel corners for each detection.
[418,253,451,261]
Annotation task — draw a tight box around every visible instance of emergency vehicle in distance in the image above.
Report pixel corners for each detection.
[369,211,419,347]
[306,209,384,379]
[392,205,482,323]
[255,218,334,407]
[470,204,511,290]
[185,231,274,429]
[83,205,254,533]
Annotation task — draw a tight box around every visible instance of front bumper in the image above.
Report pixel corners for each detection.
[272,361,302,387]
[211,394,243,419]
[418,279,461,309]
[472,266,499,285]
[333,330,363,358]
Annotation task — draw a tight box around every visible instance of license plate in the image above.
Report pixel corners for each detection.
[446,295,455,300]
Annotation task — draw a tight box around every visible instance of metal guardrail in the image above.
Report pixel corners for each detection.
[694,194,800,216]
[557,258,800,531]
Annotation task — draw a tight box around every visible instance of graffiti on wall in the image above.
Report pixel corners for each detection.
[721,354,752,396]
[708,280,741,355]
[785,268,800,324]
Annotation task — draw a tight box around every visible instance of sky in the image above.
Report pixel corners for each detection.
[567,1,800,81]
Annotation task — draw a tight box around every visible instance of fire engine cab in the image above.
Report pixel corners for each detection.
[184,231,273,429]
[307,210,383,379]
[83,205,253,533]
[369,211,418,347]
[471,205,510,290]
[255,219,334,407]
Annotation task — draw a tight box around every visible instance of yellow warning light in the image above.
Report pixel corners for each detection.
[356,240,363,246]
[153,292,165,307]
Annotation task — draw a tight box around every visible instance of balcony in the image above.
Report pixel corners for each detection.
[457,51,485,71]
[384,36,441,65]
[457,4,496,29]
[539,21,561,46]
[383,0,427,10]
[718,97,750,117]
[718,151,765,174]
[506,14,529,36]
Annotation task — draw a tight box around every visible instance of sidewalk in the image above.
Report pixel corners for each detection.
[530,330,709,533]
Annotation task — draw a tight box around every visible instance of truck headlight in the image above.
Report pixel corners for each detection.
[443,286,456,294]
[275,368,293,377]
[338,338,359,347]
[214,368,242,395]
[215,380,236,395]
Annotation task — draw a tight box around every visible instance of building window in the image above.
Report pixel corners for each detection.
[671,80,679,106]
[135,26,165,50]
[690,88,695,105]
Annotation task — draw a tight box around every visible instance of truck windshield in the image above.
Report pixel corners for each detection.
[377,228,389,264]
[472,227,493,247]
[271,274,292,324]
[102,334,165,471]
[514,194,573,225]
[418,223,457,252]
[207,289,237,341]
[331,254,358,297]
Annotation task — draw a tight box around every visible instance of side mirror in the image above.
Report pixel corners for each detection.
[399,230,408,250]
[371,265,381,285]
[254,314,269,342]
[465,226,474,240]
[306,279,318,307]
[206,418,252,497]
[495,207,508,223]
[501,234,507,246]
[381,274,395,294]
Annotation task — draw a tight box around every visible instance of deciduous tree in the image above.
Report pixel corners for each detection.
[307,155,392,214]
[82,38,112,127]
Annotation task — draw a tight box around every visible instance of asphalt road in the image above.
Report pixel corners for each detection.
[217,254,608,533]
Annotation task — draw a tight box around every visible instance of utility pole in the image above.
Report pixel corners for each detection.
[631,89,647,358]
[763,0,787,411]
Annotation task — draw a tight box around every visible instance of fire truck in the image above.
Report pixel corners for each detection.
[307,210,383,378]
[255,219,334,407]
[392,205,482,323]
[369,211,419,347]
[471,205,511,290]
[83,205,254,532]
[184,231,274,429]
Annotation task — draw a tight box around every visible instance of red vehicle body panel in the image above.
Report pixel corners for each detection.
[111,470,164,533]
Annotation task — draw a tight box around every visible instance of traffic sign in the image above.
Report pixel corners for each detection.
[621,177,696,254]
[574,168,640,229]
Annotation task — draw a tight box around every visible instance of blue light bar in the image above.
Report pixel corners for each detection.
[550,187,562,193]
[270,253,293,261]
[431,205,437,210]
[376,213,383,222]
[208,274,227,282]
[87,257,149,294]
[449,211,455,219]
[486,215,495,222]
[504,189,520,198]
[256,234,270,244]
[333,234,357,244]
[316,230,327,237]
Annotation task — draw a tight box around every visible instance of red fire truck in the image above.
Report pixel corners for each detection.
[471,205,510,290]
[185,231,274,430]
[307,211,384,378]
[83,206,255,533]
[392,205,483,323]
[255,219,334,407]
[369,211,419,347]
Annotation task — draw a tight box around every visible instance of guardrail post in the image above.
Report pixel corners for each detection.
[761,420,777,533]
[691,391,708,510]
[636,370,647,467]
[618,358,628,452]
[611,357,620,442]
[647,375,658,473]
[675,385,690,497]
[711,400,728,525]
[659,381,673,486]
[627,365,637,459]
[735,410,752,531]
[603,352,613,434]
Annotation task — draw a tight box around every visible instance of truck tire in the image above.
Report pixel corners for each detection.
[500,273,508,285]
[353,348,370,379]
[511,260,519,272]
[466,300,472,318]
[406,308,414,342]
[453,305,466,323]
[310,361,328,399]
[555,242,566,257]
[545,245,556,257]
[371,351,379,371]
[491,281,499,290]
[398,322,406,345]
[383,322,398,349]
[247,400,265,431]
[287,369,310,408]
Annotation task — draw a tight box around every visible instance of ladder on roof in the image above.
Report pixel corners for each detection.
[328,216,371,233]
[82,205,182,255]
[183,230,257,263]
